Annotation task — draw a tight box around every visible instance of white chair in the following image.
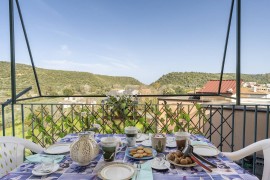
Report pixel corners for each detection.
[223,139,270,180]
[0,136,44,178]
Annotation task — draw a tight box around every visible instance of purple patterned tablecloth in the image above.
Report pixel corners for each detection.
[1,134,258,180]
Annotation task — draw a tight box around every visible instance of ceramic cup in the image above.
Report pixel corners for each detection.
[151,133,166,152]
[175,132,190,151]
[100,137,122,162]
[124,126,141,147]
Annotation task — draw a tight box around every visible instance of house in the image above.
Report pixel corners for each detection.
[196,80,241,102]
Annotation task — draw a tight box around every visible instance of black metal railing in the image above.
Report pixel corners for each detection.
[0,102,268,178]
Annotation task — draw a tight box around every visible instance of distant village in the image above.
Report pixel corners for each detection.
[59,80,270,106]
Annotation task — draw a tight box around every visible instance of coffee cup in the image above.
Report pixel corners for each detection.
[124,126,141,147]
[100,137,122,162]
[175,132,190,151]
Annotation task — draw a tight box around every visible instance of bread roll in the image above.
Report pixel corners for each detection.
[180,158,188,165]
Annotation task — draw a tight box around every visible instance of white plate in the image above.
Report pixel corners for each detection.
[193,145,220,157]
[32,163,59,176]
[141,140,152,147]
[44,144,70,154]
[150,160,170,170]
[136,134,149,142]
[98,163,135,180]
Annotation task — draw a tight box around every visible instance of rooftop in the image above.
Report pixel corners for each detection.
[197,80,241,95]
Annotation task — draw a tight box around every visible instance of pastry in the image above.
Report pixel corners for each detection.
[168,153,175,161]
[175,151,182,157]
[174,158,181,164]
[180,158,188,165]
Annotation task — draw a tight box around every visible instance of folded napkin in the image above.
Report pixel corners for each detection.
[191,140,208,146]
[132,161,153,180]
[26,154,65,163]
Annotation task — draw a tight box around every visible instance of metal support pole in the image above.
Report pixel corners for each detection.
[9,0,16,104]
[218,0,235,94]
[2,105,5,136]
[9,0,16,136]
[236,0,241,105]
[15,0,42,96]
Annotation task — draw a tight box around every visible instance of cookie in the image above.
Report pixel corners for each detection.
[137,146,144,150]
[143,153,148,157]
[133,154,140,158]
[130,149,137,152]
[137,150,144,154]
[144,148,152,154]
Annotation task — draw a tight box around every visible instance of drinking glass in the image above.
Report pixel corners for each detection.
[41,157,54,172]
[154,153,165,166]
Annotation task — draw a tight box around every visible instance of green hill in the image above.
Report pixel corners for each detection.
[151,72,270,88]
[0,61,143,97]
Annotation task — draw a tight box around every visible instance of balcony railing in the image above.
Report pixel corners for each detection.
[0,102,269,178]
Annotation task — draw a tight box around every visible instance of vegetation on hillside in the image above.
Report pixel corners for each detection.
[152,72,270,89]
[0,61,143,99]
[1,62,270,99]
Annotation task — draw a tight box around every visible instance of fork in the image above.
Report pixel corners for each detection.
[133,163,139,180]
[136,163,141,180]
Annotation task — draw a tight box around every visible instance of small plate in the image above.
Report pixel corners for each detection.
[166,141,176,148]
[166,154,197,167]
[166,137,176,148]
[141,140,151,147]
[136,134,149,142]
[193,145,220,157]
[44,144,70,154]
[125,147,157,160]
[32,163,59,176]
[150,159,170,170]
[98,162,135,180]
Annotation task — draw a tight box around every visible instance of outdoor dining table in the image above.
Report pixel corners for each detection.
[1,133,259,180]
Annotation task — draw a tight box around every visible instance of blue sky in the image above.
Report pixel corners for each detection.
[0,0,270,84]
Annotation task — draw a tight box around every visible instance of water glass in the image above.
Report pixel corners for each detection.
[154,153,165,166]
[41,157,54,172]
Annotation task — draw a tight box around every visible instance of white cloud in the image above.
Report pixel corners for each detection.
[39,58,140,78]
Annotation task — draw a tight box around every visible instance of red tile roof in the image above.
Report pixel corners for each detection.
[197,80,242,94]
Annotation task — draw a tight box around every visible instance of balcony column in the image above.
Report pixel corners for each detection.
[9,0,16,136]
[236,0,241,105]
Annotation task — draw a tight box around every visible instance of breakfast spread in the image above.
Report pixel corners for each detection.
[129,146,153,158]
[167,151,194,165]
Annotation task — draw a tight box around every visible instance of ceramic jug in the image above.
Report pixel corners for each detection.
[70,132,99,166]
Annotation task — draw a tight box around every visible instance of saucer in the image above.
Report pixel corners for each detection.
[141,140,152,147]
[136,134,149,142]
[150,159,170,170]
[32,163,59,176]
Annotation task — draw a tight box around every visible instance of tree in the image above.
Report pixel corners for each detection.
[174,86,186,94]
[163,87,175,95]
[63,88,74,96]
